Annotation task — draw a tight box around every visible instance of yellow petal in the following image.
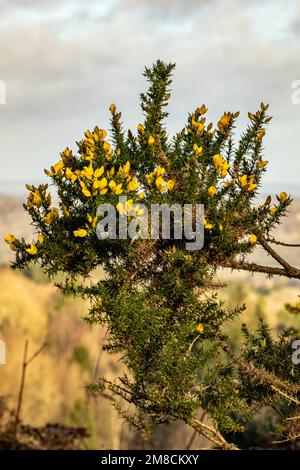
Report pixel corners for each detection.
[208,186,217,197]
[5,233,16,245]
[109,180,116,190]
[73,229,88,238]
[26,244,38,255]
[148,135,155,146]
[38,233,44,244]
[109,103,116,114]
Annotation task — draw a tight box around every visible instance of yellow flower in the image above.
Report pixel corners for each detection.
[128,179,140,191]
[208,186,217,197]
[148,135,155,146]
[166,179,175,191]
[65,168,78,183]
[256,129,266,141]
[213,154,229,178]
[126,199,133,212]
[33,190,42,206]
[145,172,154,184]
[109,167,115,177]
[193,143,203,156]
[73,228,88,238]
[109,180,116,191]
[113,183,122,195]
[135,208,144,217]
[98,129,107,141]
[155,166,165,177]
[219,224,223,232]
[116,202,126,215]
[94,166,104,178]
[44,208,59,224]
[238,175,248,188]
[103,142,111,153]
[26,244,38,255]
[203,217,214,230]
[93,177,107,191]
[81,164,94,180]
[37,233,44,244]
[99,188,108,195]
[256,160,268,169]
[82,187,92,197]
[137,123,145,133]
[60,147,72,163]
[62,204,70,217]
[218,113,232,131]
[53,161,64,175]
[123,161,130,176]
[87,214,98,229]
[109,103,116,114]
[269,206,277,214]
[139,191,145,199]
[196,323,204,334]
[279,191,288,202]
[261,338,267,349]
[247,182,257,192]
[249,234,257,245]
[4,233,16,245]
[155,176,164,189]
[198,104,208,115]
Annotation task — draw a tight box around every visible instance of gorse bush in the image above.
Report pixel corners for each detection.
[6,60,300,449]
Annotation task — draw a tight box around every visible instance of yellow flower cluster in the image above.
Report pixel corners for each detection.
[196,323,204,334]
[256,160,268,169]
[249,234,257,245]
[191,117,205,135]
[4,233,18,251]
[5,231,44,255]
[217,112,233,133]
[208,186,217,198]
[193,143,203,156]
[145,166,175,193]
[213,154,230,179]
[44,207,59,224]
[203,217,213,230]
[115,199,143,216]
[238,175,257,192]
[73,213,99,238]
[26,184,51,209]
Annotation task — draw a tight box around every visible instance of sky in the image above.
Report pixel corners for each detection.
[0,0,300,194]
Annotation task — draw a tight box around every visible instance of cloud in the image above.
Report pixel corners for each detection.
[0,0,300,186]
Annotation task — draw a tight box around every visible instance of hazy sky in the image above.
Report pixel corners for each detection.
[0,0,299,191]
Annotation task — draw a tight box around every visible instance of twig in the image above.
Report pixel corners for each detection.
[259,238,294,271]
[13,340,47,438]
[186,410,206,450]
[13,340,29,438]
[266,237,300,248]
[224,260,300,280]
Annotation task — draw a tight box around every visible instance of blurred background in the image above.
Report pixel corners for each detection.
[0,0,300,449]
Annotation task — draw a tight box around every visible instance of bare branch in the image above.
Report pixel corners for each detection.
[223,260,300,280]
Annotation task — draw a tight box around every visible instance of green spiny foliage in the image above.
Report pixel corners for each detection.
[6,60,300,449]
